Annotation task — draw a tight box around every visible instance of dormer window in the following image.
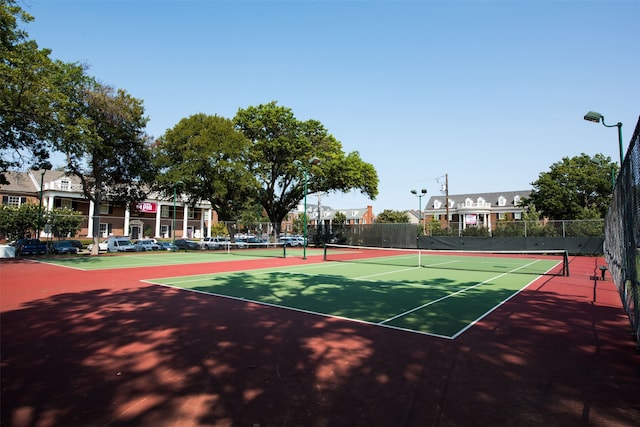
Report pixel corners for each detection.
[434,200,442,209]
[514,195,521,206]
[465,198,473,207]
[60,179,70,191]
[477,197,485,206]
[498,196,506,206]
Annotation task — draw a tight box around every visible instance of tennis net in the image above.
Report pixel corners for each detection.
[212,241,287,258]
[323,244,569,276]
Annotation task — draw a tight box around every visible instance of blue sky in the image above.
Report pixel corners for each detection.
[23,0,639,213]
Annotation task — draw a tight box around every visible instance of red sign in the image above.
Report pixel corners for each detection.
[136,202,157,213]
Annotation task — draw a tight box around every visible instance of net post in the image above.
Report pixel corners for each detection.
[283,242,286,258]
[563,250,570,276]
[323,243,327,261]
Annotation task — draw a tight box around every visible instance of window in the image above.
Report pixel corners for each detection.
[498,196,506,206]
[514,195,521,206]
[514,212,522,220]
[60,180,70,191]
[5,196,23,207]
[477,197,485,206]
[187,208,195,220]
[60,199,72,209]
[99,223,112,237]
[465,198,473,207]
[161,205,170,218]
[498,212,506,220]
[434,200,442,209]
[99,203,110,214]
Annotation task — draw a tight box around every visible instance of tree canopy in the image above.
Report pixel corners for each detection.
[233,101,378,233]
[524,153,616,220]
[376,209,409,223]
[59,82,155,253]
[152,113,257,222]
[0,0,86,183]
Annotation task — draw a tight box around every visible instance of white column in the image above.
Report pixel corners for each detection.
[124,206,130,236]
[87,201,95,238]
[46,195,54,212]
[155,204,162,237]
[199,209,205,239]
[182,204,188,237]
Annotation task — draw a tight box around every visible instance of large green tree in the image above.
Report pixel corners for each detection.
[0,0,85,183]
[152,113,257,233]
[234,101,378,234]
[524,153,616,220]
[60,82,155,254]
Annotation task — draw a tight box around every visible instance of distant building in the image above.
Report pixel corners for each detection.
[423,190,531,231]
[284,204,375,234]
[0,170,215,241]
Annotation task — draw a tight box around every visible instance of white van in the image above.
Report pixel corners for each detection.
[106,236,138,253]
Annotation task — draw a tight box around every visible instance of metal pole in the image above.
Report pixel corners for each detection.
[37,170,45,239]
[172,185,177,244]
[419,194,424,235]
[303,168,308,260]
[616,122,624,167]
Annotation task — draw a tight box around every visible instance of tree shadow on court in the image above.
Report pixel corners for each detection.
[2,269,639,426]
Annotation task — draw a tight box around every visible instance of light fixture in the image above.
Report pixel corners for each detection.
[583,110,624,166]
[411,188,428,238]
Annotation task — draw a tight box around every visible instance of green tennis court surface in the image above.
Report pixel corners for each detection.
[39,247,323,270]
[146,253,562,338]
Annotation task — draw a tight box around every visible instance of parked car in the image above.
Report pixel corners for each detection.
[157,241,178,251]
[279,236,305,247]
[246,236,268,247]
[132,239,161,251]
[66,240,84,250]
[200,236,230,250]
[12,239,48,256]
[87,240,108,252]
[50,240,79,255]
[174,239,202,251]
[106,236,138,253]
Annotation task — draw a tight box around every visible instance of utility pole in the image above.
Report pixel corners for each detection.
[445,173,450,230]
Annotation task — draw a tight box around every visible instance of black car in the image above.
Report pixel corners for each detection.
[13,239,48,256]
[50,240,79,255]
[173,239,202,250]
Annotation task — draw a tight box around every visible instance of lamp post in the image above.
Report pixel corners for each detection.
[584,111,624,166]
[411,188,427,237]
[293,157,321,260]
[34,161,52,240]
[172,181,183,244]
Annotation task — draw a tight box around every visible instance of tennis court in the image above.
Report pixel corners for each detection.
[41,244,321,270]
[3,248,639,427]
[145,246,566,338]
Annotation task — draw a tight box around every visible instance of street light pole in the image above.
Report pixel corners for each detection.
[34,161,52,240]
[294,157,321,260]
[411,188,427,239]
[584,111,624,166]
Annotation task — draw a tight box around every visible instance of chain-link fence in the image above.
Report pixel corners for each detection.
[604,116,640,349]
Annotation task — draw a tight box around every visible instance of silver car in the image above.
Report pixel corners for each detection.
[132,239,161,251]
